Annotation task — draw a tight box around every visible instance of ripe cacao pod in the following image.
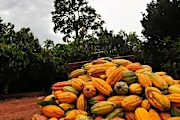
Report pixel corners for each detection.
[149,109,161,120]
[88,67,107,77]
[59,103,75,111]
[125,112,135,120]
[89,95,106,105]
[92,77,113,96]
[137,73,152,87]
[52,81,71,91]
[71,78,85,91]
[63,86,79,95]
[65,110,87,120]
[129,83,142,94]
[42,105,64,118]
[122,95,142,111]
[168,85,180,94]
[135,107,152,120]
[167,93,180,104]
[76,94,87,111]
[107,96,126,107]
[141,99,150,110]
[106,66,118,77]
[57,92,77,103]
[69,69,86,78]
[106,67,123,86]
[126,63,141,71]
[160,112,171,120]
[75,115,89,120]
[83,85,96,98]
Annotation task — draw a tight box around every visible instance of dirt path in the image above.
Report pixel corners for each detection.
[0,96,45,120]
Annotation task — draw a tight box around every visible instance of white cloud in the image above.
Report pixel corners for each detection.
[0,0,152,45]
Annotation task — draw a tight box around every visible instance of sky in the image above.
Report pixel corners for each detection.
[0,0,152,46]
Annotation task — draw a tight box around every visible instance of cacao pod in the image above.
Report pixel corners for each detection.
[63,86,79,95]
[57,92,77,103]
[76,94,87,111]
[42,105,64,118]
[59,103,75,111]
[71,78,85,91]
[106,108,125,120]
[160,112,171,120]
[89,95,106,105]
[129,83,142,94]
[106,67,123,86]
[126,63,141,71]
[122,71,137,84]
[149,109,161,120]
[65,110,87,120]
[137,73,152,87]
[106,66,118,77]
[114,81,128,95]
[91,101,116,115]
[88,67,107,77]
[135,107,152,120]
[141,99,150,110]
[75,115,89,120]
[92,77,113,96]
[52,81,71,91]
[69,69,86,78]
[125,112,135,120]
[122,95,142,111]
[107,96,126,107]
[83,85,96,98]
[168,85,180,94]
[167,93,180,104]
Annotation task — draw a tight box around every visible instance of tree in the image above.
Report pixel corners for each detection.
[141,0,180,40]
[51,0,105,42]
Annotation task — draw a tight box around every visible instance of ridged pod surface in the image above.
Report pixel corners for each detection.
[106,67,123,86]
[122,71,137,84]
[57,92,77,103]
[63,86,79,95]
[42,105,64,118]
[145,87,171,111]
[106,108,125,119]
[122,95,142,111]
[59,103,75,111]
[114,82,128,95]
[126,63,141,72]
[161,75,176,85]
[107,96,126,107]
[69,69,86,78]
[91,101,116,115]
[88,67,107,77]
[149,109,161,120]
[146,73,168,90]
[65,110,87,120]
[137,73,152,87]
[78,75,91,81]
[111,59,132,66]
[125,112,135,120]
[141,99,150,110]
[89,95,106,105]
[160,112,171,120]
[75,115,89,120]
[76,94,87,111]
[83,85,96,98]
[92,77,113,96]
[52,81,71,91]
[167,117,180,120]
[129,83,142,95]
[135,107,152,120]
[168,85,180,94]
[71,78,85,91]
[167,93,180,104]
[106,66,118,77]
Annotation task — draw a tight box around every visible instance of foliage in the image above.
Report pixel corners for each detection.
[51,0,105,42]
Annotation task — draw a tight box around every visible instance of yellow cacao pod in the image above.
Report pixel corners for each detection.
[168,84,180,94]
[107,96,126,107]
[69,69,86,78]
[167,117,180,120]
[106,67,123,86]
[42,105,64,118]
[149,109,161,120]
[145,87,171,111]
[137,73,152,87]
[57,92,77,103]
[76,94,87,111]
[71,78,85,91]
[161,75,176,85]
[65,109,87,120]
[167,93,180,104]
[135,107,152,120]
[129,83,142,94]
[92,77,113,96]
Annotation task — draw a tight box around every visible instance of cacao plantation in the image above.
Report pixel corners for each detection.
[33,58,180,120]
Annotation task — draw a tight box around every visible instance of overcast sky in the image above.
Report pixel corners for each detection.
[0,0,152,45]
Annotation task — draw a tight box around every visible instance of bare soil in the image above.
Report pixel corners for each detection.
[0,96,45,120]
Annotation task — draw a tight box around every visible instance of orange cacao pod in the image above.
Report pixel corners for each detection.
[83,85,96,98]
[57,92,77,103]
[149,109,161,120]
[135,107,152,120]
[141,99,150,110]
[126,63,141,72]
[160,112,171,120]
[125,112,135,120]
[107,96,126,107]
[76,94,87,111]
[42,105,64,118]
[71,78,85,91]
[122,95,142,111]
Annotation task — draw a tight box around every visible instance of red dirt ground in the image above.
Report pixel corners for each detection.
[0,96,45,120]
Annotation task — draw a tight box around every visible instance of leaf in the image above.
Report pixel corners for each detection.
[170,106,180,117]
[37,100,57,106]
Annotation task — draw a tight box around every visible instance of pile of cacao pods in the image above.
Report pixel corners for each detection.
[32,57,180,120]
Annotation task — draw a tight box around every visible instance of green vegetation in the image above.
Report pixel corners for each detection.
[0,0,180,93]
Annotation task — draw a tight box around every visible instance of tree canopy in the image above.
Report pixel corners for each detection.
[51,0,105,42]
